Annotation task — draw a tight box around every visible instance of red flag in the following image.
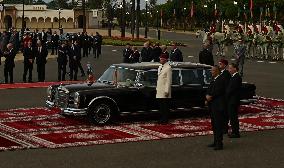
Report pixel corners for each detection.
[161,9,163,17]
[190,1,194,18]
[250,0,253,18]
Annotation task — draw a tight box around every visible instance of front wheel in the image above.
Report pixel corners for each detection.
[87,103,113,125]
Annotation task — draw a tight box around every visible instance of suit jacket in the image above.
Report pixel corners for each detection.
[151,47,162,62]
[220,69,231,87]
[23,47,35,64]
[156,62,172,98]
[170,48,183,62]
[199,49,214,66]
[141,47,153,62]
[35,46,48,65]
[68,45,81,66]
[57,45,68,65]
[122,48,133,63]
[3,48,16,68]
[226,73,242,105]
[207,75,226,113]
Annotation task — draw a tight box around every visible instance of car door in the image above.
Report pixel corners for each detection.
[177,68,207,108]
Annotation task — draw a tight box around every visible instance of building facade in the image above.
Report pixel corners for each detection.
[0,4,105,30]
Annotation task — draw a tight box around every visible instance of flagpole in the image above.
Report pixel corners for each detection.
[160,9,163,28]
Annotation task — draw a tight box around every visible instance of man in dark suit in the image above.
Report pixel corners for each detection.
[68,41,81,81]
[57,41,68,81]
[199,41,214,66]
[93,32,102,59]
[23,41,35,83]
[122,43,133,63]
[141,41,153,62]
[51,31,59,55]
[35,40,48,82]
[205,65,226,150]
[151,42,162,62]
[170,43,183,62]
[82,32,89,57]
[3,43,16,84]
[218,58,231,133]
[226,63,242,138]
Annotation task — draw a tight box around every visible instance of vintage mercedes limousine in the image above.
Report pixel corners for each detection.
[46,62,256,124]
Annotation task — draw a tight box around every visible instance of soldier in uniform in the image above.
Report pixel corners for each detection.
[23,41,35,83]
[234,38,246,77]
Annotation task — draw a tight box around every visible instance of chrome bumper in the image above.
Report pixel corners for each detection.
[46,100,87,116]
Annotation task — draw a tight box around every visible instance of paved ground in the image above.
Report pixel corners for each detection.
[0,30,283,168]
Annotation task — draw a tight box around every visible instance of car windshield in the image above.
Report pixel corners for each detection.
[98,66,138,85]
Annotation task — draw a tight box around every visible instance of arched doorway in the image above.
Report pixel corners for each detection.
[4,15,12,30]
[77,15,84,28]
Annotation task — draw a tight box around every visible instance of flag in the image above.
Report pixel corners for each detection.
[173,8,176,16]
[160,9,163,17]
[243,5,247,21]
[214,4,217,17]
[190,1,194,18]
[249,0,253,18]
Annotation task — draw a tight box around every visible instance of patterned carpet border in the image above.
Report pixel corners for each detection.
[0,96,283,152]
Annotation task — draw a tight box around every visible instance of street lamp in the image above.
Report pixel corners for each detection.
[156,10,159,30]
[183,7,186,32]
[58,8,61,29]
[145,0,148,38]
[130,0,135,39]
[21,0,25,40]
[118,3,123,36]
[82,0,86,33]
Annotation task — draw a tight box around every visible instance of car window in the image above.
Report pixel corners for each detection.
[181,69,204,85]
[116,67,137,83]
[203,68,212,84]
[139,69,180,86]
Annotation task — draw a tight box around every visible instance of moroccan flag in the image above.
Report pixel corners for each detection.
[190,1,194,18]
[249,0,253,18]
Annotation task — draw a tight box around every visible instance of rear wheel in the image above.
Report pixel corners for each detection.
[87,103,114,125]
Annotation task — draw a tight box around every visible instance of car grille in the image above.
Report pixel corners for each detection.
[55,87,69,108]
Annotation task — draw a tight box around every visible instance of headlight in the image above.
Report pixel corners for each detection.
[47,86,53,100]
[74,92,80,107]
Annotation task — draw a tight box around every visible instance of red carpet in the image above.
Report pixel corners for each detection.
[0,81,81,89]
[0,97,283,151]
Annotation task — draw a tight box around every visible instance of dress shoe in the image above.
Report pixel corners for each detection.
[228,133,240,138]
[207,143,215,148]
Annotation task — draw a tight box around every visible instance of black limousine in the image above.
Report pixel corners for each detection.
[46,62,256,124]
